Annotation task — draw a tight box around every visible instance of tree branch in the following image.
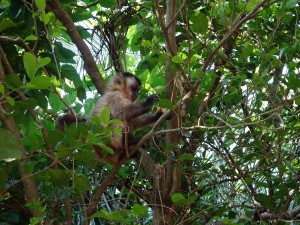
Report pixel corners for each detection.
[0,45,41,218]
[46,0,106,95]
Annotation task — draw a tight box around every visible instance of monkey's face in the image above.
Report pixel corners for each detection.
[127,78,140,101]
[109,72,142,101]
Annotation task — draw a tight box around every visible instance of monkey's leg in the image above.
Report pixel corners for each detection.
[123,133,142,158]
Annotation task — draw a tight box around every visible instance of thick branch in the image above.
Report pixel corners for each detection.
[46,0,106,95]
[0,45,40,218]
[85,157,128,221]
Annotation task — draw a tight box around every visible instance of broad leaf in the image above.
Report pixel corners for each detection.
[191,12,208,34]
[0,129,22,161]
[37,57,51,68]
[74,174,91,193]
[23,52,37,79]
[49,169,70,187]
[34,0,46,11]
[25,76,52,89]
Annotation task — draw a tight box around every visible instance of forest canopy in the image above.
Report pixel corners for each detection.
[0,0,300,224]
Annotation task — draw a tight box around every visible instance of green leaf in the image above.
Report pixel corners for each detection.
[91,209,109,219]
[37,57,51,68]
[132,204,149,215]
[25,76,52,89]
[39,13,51,24]
[49,169,70,187]
[49,92,64,112]
[35,0,46,11]
[25,35,38,41]
[93,143,114,155]
[23,52,37,79]
[0,83,4,94]
[6,74,22,88]
[6,96,15,106]
[0,0,10,9]
[0,18,16,33]
[18,98,38,110]
[56,42,76,63]
[295,97,300,105]
[256,193,273,209]
[158,99,174,109]
[158,53,169,62]
[74,174,91,193]
[245,0,260,11]
[285,0,297,8]
[171,193,185,203]
[191,12,208,34]
[31,90,48,109]
[77,86,86,102]
[0,129,22,161]
[107,212,128,223]
[141,40,152,48]
[91,210,128,223]
[172,55,184,64]
[99,107,111,125]
[154,85,166,94]
[99,0,115,8]
[61,64,82,88]
[178,153,194,162]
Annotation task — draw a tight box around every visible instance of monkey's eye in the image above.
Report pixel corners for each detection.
[131,86,140,93]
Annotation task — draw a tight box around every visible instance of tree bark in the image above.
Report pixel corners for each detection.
[152,0,181,224]
[46,0,106,95]
[0,45,41,218]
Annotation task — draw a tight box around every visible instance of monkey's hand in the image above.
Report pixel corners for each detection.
[156,107,172,120]
[146,93,159,105]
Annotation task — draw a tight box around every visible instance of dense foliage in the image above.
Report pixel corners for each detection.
[0,0,299,224]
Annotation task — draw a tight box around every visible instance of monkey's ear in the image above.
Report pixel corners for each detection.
[114,77,122,85]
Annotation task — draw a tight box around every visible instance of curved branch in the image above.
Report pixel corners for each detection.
[46,0,106,95]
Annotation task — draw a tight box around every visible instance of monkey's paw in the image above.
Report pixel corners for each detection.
[146,93,159,104]
[156,107,172,120]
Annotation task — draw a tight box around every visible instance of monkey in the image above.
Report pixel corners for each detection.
[90,72,165,161]
[57,72,167,164]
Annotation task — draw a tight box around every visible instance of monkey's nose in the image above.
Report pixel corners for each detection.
[131,94,138,101]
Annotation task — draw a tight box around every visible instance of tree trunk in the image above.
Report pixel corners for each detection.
[0,46,41,218]
[152,0,181,224]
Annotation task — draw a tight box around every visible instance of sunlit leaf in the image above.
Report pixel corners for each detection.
[132,204,149,215]
[171,193,185,203]
[172,55,184,64]
[25,76,52,89]
[0,83,4,94]
[246,0,260,11]
[6,96,15,106]
[99,107,111,125]
[25,35,38,41]
[23,52,37,79]
[35,0,46,11]
[37,57,51,68]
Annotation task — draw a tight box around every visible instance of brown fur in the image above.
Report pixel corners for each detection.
[57,72,163,164]
[90,72,162,162]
